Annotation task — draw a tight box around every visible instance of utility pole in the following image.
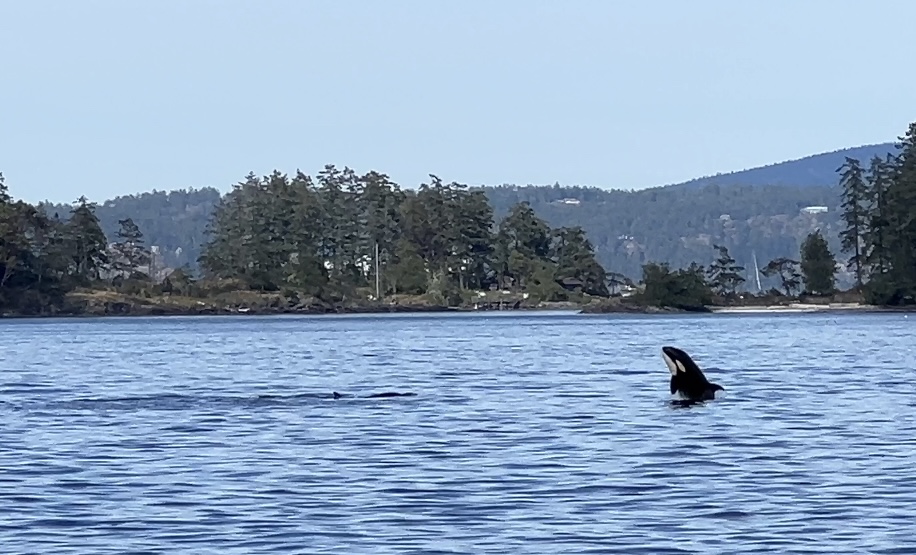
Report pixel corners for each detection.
[375,241,380,300]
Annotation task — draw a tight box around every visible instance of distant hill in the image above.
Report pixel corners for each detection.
[480,182,846,288]
[666,143,896,189]
[39,187,223,272]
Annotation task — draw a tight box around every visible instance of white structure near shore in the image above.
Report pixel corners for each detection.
[710,302,873,313]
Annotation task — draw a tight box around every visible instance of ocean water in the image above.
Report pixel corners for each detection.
[1,310,915,554]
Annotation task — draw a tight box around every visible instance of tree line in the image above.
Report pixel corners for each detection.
[835,121,916,305]
[0,185,154,314]
[2,119,914,315]
[0,168,612,314]
[201,170,846,310]
[619,229,838,311]
[197,168,610,304]
[0,163,849,316]
[38,176,850,285]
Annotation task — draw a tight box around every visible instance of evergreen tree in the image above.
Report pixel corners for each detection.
[316,164,362,287]
[386,238,428,295]
[493,202,552,289]
[638,261,712,310]
[400,175,456,284]
[884,123,916,295]
[706,244,745,296]
[447,187,496,291]
[799,230,836,295]
[287,171,329,295]
[551,226,609,296]
[198,178,251,281]
[66,196,109,283]
[862,155,894,279]
[760,257,802,296]
[0,174,24,292]
[111,217,151,279]
[355,170,403,295]
[0,191,71,313]
[837,156,868,288]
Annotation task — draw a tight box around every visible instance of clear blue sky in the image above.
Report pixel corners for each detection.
[2,0,915,205]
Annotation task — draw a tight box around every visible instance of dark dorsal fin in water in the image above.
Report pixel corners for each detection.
[332,391,415,399]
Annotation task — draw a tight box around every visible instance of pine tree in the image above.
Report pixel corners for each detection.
[706,244,745,296]
[316,164,361,287]
[493,202,552,289]
[66,196,109,283]
[198,179,250,280]
[448,187,495,291]
[862,155,894,279]
[111,217,151,279]
[354,170,403,293]
[0,174,28,294]
[884,123,916,295]
[551,226,609,296]
[799,230,836,295]
[837,156,868,288]
[760,257,802,296]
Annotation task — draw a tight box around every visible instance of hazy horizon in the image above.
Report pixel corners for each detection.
[2,0,915,205]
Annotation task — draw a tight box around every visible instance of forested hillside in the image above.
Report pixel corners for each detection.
[39,188,222,272]
[668,143,896,189]
[33,142,892,288]
[35,181,846,288]
[482,183,845,285]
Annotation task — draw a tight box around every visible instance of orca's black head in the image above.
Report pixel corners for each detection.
[661,346,700,377]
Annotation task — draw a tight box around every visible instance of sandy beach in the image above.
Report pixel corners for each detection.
[709,302,877,314]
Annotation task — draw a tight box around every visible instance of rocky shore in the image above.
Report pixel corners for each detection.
[2,289,912,319]
[0,290,459,318]
[578,298,711,314]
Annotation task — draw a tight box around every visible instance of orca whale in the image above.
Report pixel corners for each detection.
[332,391,416,399]
[661,346,724,403]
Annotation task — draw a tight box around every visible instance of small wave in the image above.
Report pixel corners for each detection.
[27,391,417,414]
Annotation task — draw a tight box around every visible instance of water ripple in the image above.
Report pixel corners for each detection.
[1,311,915,554]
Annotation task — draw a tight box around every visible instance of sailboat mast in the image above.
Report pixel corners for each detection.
[753,251,762,292]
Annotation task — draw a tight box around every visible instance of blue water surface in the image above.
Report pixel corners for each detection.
[1,310,915,554]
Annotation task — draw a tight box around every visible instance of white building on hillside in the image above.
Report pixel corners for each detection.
[801,206,828,214]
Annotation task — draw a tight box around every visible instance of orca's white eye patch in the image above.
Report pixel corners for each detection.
[676,360,686,374]
[662,353,678,375]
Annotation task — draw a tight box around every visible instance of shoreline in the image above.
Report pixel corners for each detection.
[706,302,915,314]
[3,298,914,320]
[1,288,914,320]
[0,305,573,320]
